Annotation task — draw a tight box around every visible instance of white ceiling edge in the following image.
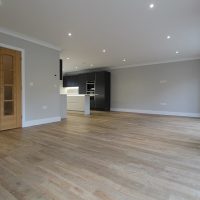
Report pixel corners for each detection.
[109,57,200,71]
[0,26,61,51]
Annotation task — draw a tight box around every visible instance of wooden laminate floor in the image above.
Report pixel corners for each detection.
[0,111,200,200]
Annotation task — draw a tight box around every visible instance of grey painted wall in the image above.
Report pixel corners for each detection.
[0,32,61,122]
[111,59,200,115]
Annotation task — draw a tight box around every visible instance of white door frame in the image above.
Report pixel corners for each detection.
[0,43,26,127]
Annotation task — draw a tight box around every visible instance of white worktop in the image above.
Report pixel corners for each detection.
[67,94,90,97]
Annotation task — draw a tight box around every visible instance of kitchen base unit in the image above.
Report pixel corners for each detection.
[67,95,90,115]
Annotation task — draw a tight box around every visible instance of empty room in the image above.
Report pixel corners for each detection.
[0,0,200,200]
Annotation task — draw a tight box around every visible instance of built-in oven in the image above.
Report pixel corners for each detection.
[86,81,95,100]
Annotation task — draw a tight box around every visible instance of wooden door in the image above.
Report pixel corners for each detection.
[0,48,22,131]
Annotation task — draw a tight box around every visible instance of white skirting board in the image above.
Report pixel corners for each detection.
[111,108,200,118]
[23,117,61,128]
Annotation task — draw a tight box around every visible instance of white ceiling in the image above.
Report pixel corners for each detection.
[0,0,200,72]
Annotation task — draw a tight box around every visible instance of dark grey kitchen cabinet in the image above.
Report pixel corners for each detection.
[95,71,110,111]
[78,73,86,94]
[86,72,95,82]
[63,75,79,87]
[63,71,110,111]
[63,76,70,87]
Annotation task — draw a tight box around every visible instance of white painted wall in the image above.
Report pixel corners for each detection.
[110,59,200,117]
[0,32,61,126]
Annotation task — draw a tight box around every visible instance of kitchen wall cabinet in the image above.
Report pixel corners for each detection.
[86,72,95,82]
[63,75,79,87]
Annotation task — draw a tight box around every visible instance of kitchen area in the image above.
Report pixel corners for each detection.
[60,71,110,115]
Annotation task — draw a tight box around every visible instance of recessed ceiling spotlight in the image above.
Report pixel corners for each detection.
[90,64,94,67]
[68,33,72,37]
[102,49,106,53]
[176,51,180,54]
[167,35,171,39]
[66,57,70,60]
[122,58,126,62]
[149,3,155,9]
[75,66,78,69]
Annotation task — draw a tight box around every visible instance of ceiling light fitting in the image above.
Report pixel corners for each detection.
[167,35,171,39]
[149,4,154,9]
